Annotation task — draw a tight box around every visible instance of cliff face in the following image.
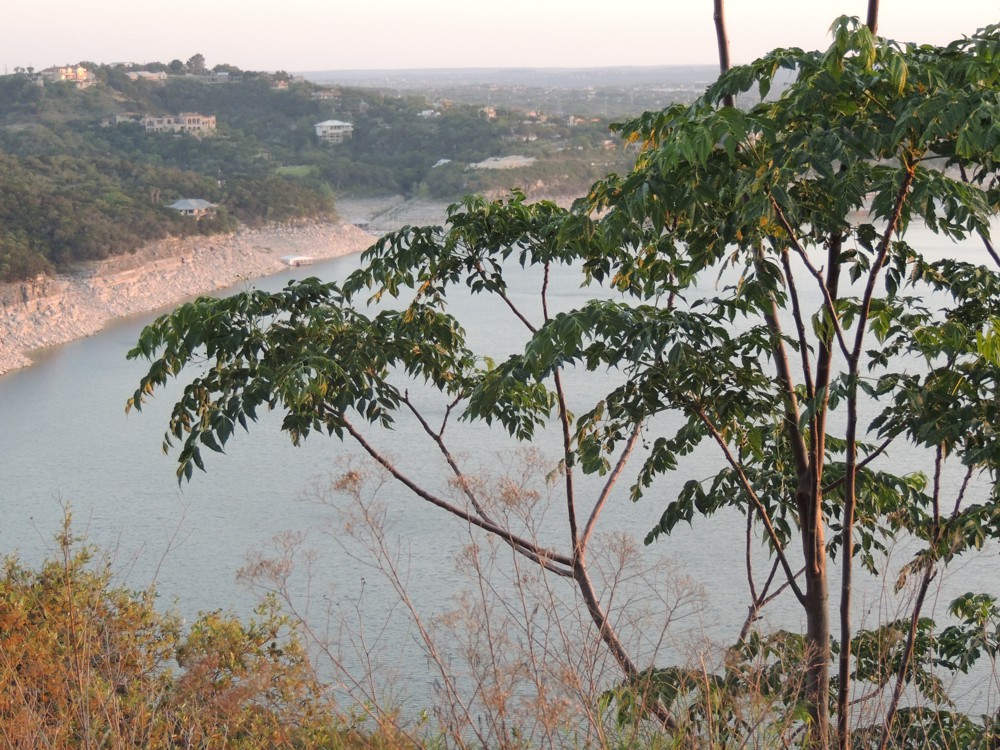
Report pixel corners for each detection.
[0,276,59,313]
[0,222,374,377]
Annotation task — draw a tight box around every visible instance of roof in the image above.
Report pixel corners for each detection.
[314,120,353,127]
[168,198,216,211]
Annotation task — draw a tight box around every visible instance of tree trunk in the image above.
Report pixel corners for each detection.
[866,0,879,34]
[713,0,736,108]
[801,480,831,749]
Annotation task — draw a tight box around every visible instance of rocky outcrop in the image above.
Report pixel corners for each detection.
[0,222,376,377]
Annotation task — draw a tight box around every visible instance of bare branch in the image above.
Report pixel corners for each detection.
[573,559,678,730]
[739,561,805,643]
[473,259,538,333]
[745,506,759,602]
[693,403,806,604]
[541,260,552,323]
[852,164,917,364]
[779,248,816,401]
[769,196,851,361]
[400,392,495,522]
[341,415,574,575]
[580,423,641,551]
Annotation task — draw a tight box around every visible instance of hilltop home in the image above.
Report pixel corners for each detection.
[41,65,96,88]
[141,113,216,135]
[167,198,217,217]
[126,71,168,83]
[314,120,353,144]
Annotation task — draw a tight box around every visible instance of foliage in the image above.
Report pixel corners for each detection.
[129,18,1000,748]
[0,150,220,275]
[0,515,393,748]
[0,62,628,280]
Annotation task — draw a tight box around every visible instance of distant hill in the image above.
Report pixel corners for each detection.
[302,65,722,117]
[1,61,713,282]
[302,65,720,89]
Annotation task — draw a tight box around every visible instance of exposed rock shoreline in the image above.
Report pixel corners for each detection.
[0,221,377,377]
[0,194,574,378]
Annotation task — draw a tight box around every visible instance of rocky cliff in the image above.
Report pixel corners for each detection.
[0,222,375,376]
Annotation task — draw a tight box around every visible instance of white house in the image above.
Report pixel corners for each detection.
[314,120,354,144]
[168,198,217,217]
[141,112,216,135]
[41,65,96,88]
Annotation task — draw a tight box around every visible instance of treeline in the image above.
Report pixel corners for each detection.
[0,59,629,281]
[0,151,333,282]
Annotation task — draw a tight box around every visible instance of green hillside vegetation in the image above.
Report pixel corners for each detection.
[0,60,631,282]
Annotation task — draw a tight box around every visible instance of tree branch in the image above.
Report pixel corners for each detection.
[821,434,897,494]
[852,165,916,364]
[878,444,948,750]
[693,403,806,604]
[739,561,805,643]
[580,423,641,551]
[769,196,851,361]
[554,370,581,556]
[779,247,816,401]
[340,415,574,575]
[958,165,1000,270]
[400,392,495,523]
[755,253,811,477]
[473,259,538,333]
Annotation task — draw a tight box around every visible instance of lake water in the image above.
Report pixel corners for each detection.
[1,226,998,709]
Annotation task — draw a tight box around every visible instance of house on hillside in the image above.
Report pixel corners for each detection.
[167,198,217,217]
[141,113,216,135]
[126,71,168,83]
[41,65,96,88]
[314,120,353,144]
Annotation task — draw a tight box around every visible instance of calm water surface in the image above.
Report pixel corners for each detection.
[1,229,998,702]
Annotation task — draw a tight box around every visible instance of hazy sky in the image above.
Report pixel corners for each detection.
[4,1,997,73]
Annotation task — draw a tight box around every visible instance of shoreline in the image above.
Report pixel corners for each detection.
[0,220,379,378]
[0,194,572,378]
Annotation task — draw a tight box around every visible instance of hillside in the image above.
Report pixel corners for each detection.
[0,62,635,282]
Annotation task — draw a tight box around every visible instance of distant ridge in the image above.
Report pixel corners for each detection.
[299,65,721,91]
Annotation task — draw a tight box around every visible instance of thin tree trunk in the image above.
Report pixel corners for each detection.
[866,0,879,34]
[713,0,735,107]
[800,479,831,750]
[837,387,860,750]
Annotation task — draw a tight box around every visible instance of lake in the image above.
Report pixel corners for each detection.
[1,224,997,711]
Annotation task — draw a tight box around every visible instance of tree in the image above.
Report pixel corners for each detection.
[186,53,207,74]
[129,18,1000,748]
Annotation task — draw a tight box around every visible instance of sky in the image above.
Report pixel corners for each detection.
[3,0,997,73]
